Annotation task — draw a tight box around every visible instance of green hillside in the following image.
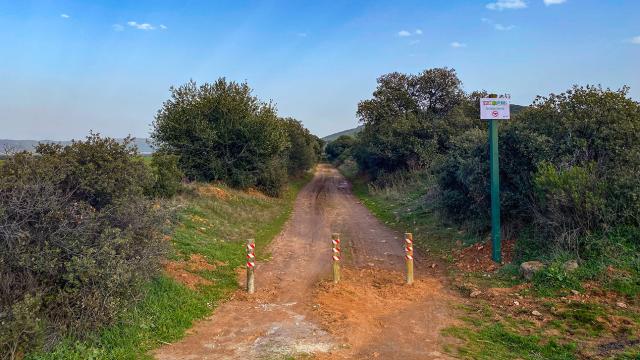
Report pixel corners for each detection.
[322,125,363,142]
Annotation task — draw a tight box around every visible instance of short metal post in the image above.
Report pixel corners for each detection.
[405,233,414,285]
[246,238,255,293]
[331,233,341,284]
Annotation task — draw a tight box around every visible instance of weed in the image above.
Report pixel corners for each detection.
[444,321,576,360]
[555,302,607,337]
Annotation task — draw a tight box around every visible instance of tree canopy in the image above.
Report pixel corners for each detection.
[152,78,320,196]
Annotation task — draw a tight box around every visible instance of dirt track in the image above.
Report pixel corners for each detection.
[154,164,457,360]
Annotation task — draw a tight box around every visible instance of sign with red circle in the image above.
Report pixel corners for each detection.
[480,97,511,120]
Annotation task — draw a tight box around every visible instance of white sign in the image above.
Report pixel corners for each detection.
[480,98,510,120]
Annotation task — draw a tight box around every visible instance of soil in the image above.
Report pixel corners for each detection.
[196,184,230,199]
[153,164,459,360]
[163,254,223,289]
[453,238,515,272]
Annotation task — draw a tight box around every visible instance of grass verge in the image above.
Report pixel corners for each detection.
[28,174,311,360]
[342,163,472,260]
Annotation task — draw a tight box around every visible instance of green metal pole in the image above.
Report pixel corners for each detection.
[489,119,501,263]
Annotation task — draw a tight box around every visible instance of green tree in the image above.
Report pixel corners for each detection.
[282,117,321,176]
[354,68,472,175]
[325,135,355,162]
[151,79,290,195]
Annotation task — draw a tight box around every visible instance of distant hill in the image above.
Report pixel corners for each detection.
[322,126,363,142]
[0,138,154,155]
[511,104,527,115]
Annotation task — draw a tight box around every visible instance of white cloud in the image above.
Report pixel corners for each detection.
[494,24,515,31]
[482,18,515,31]
[112,24,124,32]
[127,21,155,30]
[544,0,566,5]
[631,36,640,45]
[486,0,527,11]
[297,32,307,37]
[60,14,70,19]
[409,39,421,45]
[398,29,423,37]
[159,24,168,30]
[450,41,467,48]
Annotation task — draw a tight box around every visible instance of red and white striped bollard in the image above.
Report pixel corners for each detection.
[332,233,341,284]
[405,233,414,285]
[246,238,255,293]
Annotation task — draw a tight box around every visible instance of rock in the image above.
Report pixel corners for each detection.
[571,289,580,295]
[520,261,545,281]
[532,310,543,317]
[563,260,579,272]
[513,300,520,306]
[617,302,628,309]
[470,290,482,298]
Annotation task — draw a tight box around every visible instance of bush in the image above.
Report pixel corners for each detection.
[256,157,288,197]
[0,136,168,357]
[282,118,322,177]
[524,86,640,252]
[533,162,608,250]
[354,68,473,176]
[436,123,552,232]
[325,135,355,163]
[34,135,152,210]
[434,86,640,250]
[151,79,318,196]
[146,153,183,198]
[435,128,489,228]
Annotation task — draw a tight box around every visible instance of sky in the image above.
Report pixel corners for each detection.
[0,0,639,140]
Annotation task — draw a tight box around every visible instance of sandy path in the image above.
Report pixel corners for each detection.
[154,164,457,360]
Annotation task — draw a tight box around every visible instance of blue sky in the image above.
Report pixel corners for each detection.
[1,0,638,140]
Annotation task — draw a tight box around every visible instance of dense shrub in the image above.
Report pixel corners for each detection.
[352,66,640,261]
[436,124,552,231]
[152,79,319,196]
[325,135,355,162]
[282,118,322,177]
[354,68,481,176]
[0,136,168,357]
[435,128,489,227]
[35,135,152,210]
[146,152,183,198]
[434,85,640,252]
[525,87,640,249]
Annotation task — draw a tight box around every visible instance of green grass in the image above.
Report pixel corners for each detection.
[442,302,577,360]
[29,174,311,359]
[444,322,576,360]
[344,168,473,258]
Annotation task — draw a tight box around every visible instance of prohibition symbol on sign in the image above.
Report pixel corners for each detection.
[491,110,499,117]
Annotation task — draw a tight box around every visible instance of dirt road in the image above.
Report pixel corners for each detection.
[154,164,457,360]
